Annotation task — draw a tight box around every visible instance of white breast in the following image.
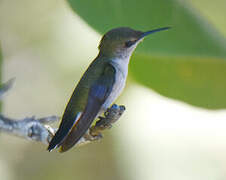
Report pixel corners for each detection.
[101,58,129,110]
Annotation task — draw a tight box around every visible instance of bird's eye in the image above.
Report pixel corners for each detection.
[125,40,136,48]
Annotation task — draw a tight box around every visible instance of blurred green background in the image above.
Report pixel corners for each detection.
[0,0,226,180]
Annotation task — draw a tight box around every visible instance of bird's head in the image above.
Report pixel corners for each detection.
[98,27,170,59]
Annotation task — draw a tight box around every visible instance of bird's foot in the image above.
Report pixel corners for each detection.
[97,104,126,128]
[89,104,125,137]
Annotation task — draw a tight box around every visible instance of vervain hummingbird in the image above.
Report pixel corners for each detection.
[48,26,170,152]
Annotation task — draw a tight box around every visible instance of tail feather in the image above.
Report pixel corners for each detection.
[47,112,81,152]
[59,98,101,152]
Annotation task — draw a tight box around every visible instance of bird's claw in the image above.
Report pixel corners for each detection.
[89,104,125,137]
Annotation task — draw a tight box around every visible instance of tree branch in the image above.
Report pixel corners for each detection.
[0,79,125,149]
[0,114,59,144]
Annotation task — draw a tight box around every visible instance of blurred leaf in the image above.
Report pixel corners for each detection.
[67,0,226,109]
[67,0,226,57]
[190,0,226,37]
[0,45,2,78]
[131,54,226,109]
[0,45,2,111]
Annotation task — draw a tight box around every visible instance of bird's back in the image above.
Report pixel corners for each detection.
[48,56,107,151]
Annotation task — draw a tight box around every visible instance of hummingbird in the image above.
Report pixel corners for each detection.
[48,26,170,152]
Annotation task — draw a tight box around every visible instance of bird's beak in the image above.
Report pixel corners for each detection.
[140,27,171,39]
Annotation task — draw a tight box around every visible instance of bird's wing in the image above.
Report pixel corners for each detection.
[48,63,116,152]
